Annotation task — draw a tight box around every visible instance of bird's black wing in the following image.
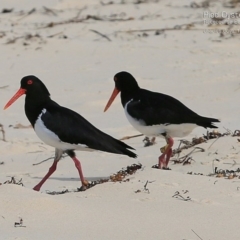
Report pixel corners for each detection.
[127,89,219,128]
[41,101,137,158]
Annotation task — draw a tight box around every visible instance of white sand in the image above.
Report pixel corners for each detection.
[1,0,240,239]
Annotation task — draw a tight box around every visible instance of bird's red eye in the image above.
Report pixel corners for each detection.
[27,80,33,85]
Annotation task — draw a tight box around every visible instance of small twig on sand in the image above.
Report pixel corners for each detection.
[143,137,156,147]
[143,180,155,193]
[191,229,204,240]
[32,156,54,166]
[0,85,9,89]
[144,180,150,193]
[212,159,220,173]
[0,124,6,142]
[43,6,58,16]
[116,21,202,34]
[14,218,26,228]
[90,29,111,41]
[41,14,133,29]
[33,154,68,166]
[5,36,23,44]
[4,177,24,186]
[18,8,36,21]
[119,134,143,141]
[47,32,63,38]
[207,136,220,150]
[172,191,191,201]
[172,147,204,165]
[73,6,87,19]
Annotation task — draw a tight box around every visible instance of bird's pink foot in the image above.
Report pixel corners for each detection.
[158,137,174,169]
[33,185,41,191]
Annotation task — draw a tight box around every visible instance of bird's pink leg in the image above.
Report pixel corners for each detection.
[33,160,59,191]
[71,157,89,188]
[158,137,174,169]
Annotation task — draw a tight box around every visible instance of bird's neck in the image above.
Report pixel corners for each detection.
[24,95,51,126]
[120,89,139,107]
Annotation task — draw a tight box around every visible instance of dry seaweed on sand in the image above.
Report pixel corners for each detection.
[46,163,142,195]
[14,218,26,228]
[1,177,24,186]
[172,190,191,201]
[0,124,6,142]
[172,129,235,157]
[209,167,240,179]
[143,137,156,147]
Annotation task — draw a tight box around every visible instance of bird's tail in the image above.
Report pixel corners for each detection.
[108,138,137,158]
[92,129,137,158]
[196,116,220,129]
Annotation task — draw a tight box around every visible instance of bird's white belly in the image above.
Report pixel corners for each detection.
[124,101,197,138]
[34,112,93,152]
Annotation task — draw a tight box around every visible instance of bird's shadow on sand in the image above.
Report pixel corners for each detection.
[31,176,109,182]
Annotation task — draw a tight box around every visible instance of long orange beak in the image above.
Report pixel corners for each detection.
[104,87,120,112]
[4,88,26,110]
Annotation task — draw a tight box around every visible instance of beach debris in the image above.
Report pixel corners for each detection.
[2,8,13,13]
[134,180,154,194]
[172,129,236,156]
[9,123,32,129]
[172,147,204,165]
[41,13,134,29]
[187,172,204,176]
[144,180,150,193]
[0,124,6,141]
[18,8,36,21]
[119,134,156,147]
[46,163,142,194]
[135,189,141,193]
[233,130,240,137]
[0,85,9,89]
[42,6,58,16]
[172,190,191,201]
[143,137,156,147]
[33,153,68,166]
[188,166,240,180]
[120,129,238,153]
[189,0,210,8]
[46,189,70,195]
[90,29,111,41]
[210,167,240,179]
[5,33,45,46]
[14,218,26,228]
[119,133,143,141]
[3,177,24,186]
[107,163,142,183]
[191,229,204,240]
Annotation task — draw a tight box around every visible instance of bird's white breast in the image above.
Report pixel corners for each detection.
[124,100,197,138]
[34,109,93,152]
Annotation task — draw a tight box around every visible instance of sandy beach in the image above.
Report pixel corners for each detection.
[1,0,240,239]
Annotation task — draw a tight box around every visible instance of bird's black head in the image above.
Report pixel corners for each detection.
[114,71,139,92]
[104,71,140,112]
[4,75,50,110]
[20,75,50,97]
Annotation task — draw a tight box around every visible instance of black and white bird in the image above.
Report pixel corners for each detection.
[4,76,137,191]
[104,71,219,169]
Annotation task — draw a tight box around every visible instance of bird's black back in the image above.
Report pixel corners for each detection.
[125,88,219,128]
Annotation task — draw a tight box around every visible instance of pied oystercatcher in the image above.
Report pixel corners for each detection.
[4,75,137,191]
[104,71,219,169]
